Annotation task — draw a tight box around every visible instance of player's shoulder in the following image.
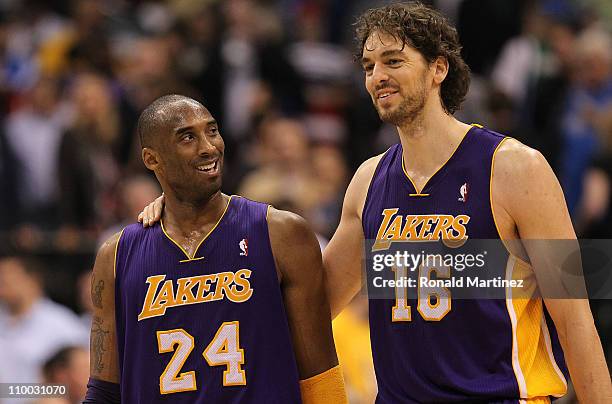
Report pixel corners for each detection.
[353,152,387,185]
[266,207,314,244]
[493,137,550,182]
[343,151,388,217]
[97,230,123,259]
[94,230,124,280]
[347,151,388,199]
[491,136,558,216]
[266,207,321,282]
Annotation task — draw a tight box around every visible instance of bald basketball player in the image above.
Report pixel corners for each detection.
[85,95,347,403]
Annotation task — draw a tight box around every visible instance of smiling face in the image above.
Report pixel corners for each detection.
[142,100,225,204]
[361,31,433,127]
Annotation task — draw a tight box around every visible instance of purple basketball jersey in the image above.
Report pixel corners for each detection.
[114,196,302,403]
[362,126,568,403]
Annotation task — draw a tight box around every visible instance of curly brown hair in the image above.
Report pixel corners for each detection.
[354,2,470,114]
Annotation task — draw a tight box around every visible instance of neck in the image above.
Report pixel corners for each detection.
[162,191,230,235]
[396,100,471,177]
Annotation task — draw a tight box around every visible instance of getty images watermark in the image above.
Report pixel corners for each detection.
[364,239,612,300]
[370,249,523,289]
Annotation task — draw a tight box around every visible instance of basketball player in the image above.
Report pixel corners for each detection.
[138,3,612,403]
[324,3,611,402]
[84,95,347,403]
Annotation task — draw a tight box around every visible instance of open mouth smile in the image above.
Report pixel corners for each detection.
[195,159,219,175]
[377,91,398,99]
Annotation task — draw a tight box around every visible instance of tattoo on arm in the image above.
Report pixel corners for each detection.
[91,277,105,309]
[91,316,110,375]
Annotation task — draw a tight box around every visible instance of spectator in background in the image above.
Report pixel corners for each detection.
[309,144,349,237]
[559,27,612,214]
[65,0,114,77]
[170,2,224,126]
[40,346,89,404]
[58,73,121,232]
[572,25,612,235]
[238,117,319,212]
[0,255,88,385]
[114,36,197,169]
[97,174,161,245]
[457,0,523,76]
[0,124,19,231]
[491,0,580,165]
[238,119,349,238]
[218,0,305,145]
[4,77,71,229]
[287,1,353,145]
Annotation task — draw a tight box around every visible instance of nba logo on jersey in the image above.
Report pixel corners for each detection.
[239,238,248,256]
[458,182,469,202]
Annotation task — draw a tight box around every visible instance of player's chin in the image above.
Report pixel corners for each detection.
[192,180,223,202]
[199,176,222,192]
[377,108,398,123]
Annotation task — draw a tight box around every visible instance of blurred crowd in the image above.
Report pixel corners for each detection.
[0,0,610,403]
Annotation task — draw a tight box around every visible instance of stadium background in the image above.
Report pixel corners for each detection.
[0,0,610,402]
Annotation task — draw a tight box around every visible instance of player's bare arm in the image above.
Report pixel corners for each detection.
[493,138,612,402]
[267,207,348,403]
[267,208,338,374]
[90,232,120,382]
[83,232,121,403]
[324,154,383,318]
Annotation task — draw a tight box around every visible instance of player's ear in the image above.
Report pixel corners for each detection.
[142,148,160,171]
[431,56,449,85]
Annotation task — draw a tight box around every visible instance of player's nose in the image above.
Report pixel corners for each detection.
[197,135,217,156]
[371,63,390,85]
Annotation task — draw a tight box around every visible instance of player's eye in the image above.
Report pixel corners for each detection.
[181,133,195,142]
[209,127,219,136]
[387,59,402,66]
[363,64,374,75]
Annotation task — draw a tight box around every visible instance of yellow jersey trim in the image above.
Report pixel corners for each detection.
[506,257,567,398]
[539,316,568,396]
[113,228,126,279]
[160,195,234,261]
[492,137,567,398]
[401,124,473,195]
[179,256,205,264]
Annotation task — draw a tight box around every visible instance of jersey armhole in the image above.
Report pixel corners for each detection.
[113,228,127,279]
[490,137,531,268]
[265,205,282,284]
[361,148,394,225]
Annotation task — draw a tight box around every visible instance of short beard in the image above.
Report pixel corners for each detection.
[164,171,223,207]
[176,180,222,206]
[376,78,428,127]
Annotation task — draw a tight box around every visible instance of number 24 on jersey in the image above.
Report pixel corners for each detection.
[157,321,246,394]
